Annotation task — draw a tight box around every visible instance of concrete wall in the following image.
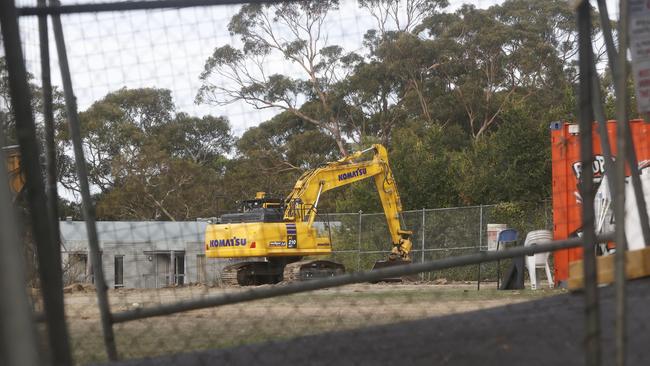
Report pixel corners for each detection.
[60,222,228,288]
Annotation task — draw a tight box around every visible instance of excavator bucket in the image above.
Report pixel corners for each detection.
[371,259,418,282]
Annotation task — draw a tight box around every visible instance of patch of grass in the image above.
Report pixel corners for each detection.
[285,286,565,302]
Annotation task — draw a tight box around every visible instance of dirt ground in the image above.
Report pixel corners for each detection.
[59,282,563,365]
[101,278,650,366]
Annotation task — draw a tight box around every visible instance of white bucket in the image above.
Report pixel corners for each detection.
[487,224,508,251]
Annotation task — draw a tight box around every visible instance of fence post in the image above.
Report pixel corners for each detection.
[421,208,425,280]
[576,2,601,364]
[477,205,483,291]
[357,210,362,272]
[0,2,73,364]
[49,0,118,358]
[0,145,41,366]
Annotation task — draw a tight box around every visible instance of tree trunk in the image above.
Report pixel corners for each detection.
[335,134,348,156]
[330,118,348,156]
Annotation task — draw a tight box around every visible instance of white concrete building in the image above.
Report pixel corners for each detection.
[60,221,228,288]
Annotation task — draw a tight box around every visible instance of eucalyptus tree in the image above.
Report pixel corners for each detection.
[62,87,233,220]
[196,1,361,155]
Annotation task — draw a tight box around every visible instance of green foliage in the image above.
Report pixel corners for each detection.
[64,87,234,220]
[223,111,339,207]
[96,154,224,220]
[390,122,465,208]
[486,201,553,242]
[195,0,593,212]
[197,1,356,155]
[336,121,466,212]
[453,109,551,205]
[1,1,621,223]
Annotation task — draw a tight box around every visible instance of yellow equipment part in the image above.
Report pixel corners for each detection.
[205,221,331,258]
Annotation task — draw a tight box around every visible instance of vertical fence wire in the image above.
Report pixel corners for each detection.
[357,210,362,272]
[477,205,483,290]
[421,208,425,280]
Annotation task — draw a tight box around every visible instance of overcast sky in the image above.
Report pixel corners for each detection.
[13,0,621,136]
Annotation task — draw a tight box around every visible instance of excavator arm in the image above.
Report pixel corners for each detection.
[283,144,413,261]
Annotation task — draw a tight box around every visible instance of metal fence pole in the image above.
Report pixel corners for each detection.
[577,2,601,365]
[421,208,425,281]
[0,143,40,366]
[48,0,118,360]
[614,1,630,364]
[477,205,483,291]
[0,1,73,365]
[38,0,62,251]
[357,210,362,272]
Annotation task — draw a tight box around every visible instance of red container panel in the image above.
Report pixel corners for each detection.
[551,119,650,284]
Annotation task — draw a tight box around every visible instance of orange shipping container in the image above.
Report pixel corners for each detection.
[551,119,650,286]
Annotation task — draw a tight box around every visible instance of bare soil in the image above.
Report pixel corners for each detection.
[62,282,562,365]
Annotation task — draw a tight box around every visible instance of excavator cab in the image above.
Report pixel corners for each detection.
[238,192,284,212]
[220,192,285,224]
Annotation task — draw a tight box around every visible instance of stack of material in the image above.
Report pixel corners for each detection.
[524,230,553,290]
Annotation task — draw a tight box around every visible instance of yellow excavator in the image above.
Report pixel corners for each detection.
[205,144,413,285]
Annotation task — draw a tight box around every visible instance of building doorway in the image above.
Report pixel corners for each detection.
[196,254,206,283]
[114,255,124,288]
[174,253,185,285]
[146,250,185,288]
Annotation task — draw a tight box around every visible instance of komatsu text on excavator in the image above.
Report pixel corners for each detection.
[204,144,413,285]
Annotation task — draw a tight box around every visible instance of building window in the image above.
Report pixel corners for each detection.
[114,255,124,289]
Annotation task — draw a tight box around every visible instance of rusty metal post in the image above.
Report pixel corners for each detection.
[38,0,62,249]
[48,0,118,360]
[0,140,41,366]
[613,1,630,365]
[577,2,601,365]
[0,1,72,365]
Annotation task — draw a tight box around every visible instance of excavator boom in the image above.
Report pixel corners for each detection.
[282,144,412,260]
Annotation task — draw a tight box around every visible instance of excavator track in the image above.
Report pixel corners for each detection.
[282,260,345,283]
[219,261,283,286]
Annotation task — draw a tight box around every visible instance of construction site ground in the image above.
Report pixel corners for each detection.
[96,278,650,366]
[53,282,562,365]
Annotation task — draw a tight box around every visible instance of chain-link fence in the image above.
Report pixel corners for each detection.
[53,203,552,295]
[317,202,553,282]
[1,1,648,366]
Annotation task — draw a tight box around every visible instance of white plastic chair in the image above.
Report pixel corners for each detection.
[524,230,553,290]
